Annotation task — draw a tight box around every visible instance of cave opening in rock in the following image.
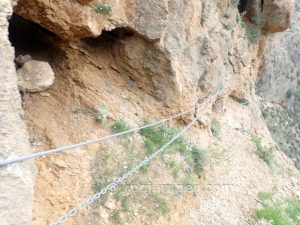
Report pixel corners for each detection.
[8,13,57,63]
[238,0,248,14]
[81,27,174,104]
[237,0,264,24]
[81,27,158,94]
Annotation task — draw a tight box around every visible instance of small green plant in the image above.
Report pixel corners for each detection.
[140,126,189,155]
[185,173,196,187]
[253,192,300,225]
[111,120,130,133]
[243,23,261,44]
[92,124,207,224]
[140,164,150,173]
[111,210,121,224]
[95,105,108,123]
[91,151,112,206]
[121,196,130,212]
[166,160,180,179]
[140,126,206,178]
[122,136,133,152]
[96,3,112,15]
[237,10,262,44]
[191,147,206,175]
[150,193,169,215]
[251,134,273,165]
[211,118,221,138]
[255,206,289,225]
[257,192,274,202]
[285,198,300,223]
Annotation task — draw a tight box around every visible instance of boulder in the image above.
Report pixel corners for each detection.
[263,0,294,33]
[15,54,32,67]
[17,60,55,92]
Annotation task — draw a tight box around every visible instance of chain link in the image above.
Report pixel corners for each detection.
[49,88,223,225]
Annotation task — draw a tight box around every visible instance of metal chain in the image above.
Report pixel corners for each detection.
[49,87,223,225]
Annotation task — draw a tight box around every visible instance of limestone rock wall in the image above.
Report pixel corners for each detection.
[12,0,294,108]
[0,1,35,225]
[10,1,252,107]
[256,0,300,169]
[257,0,300,113]
[263,0,294,33]
[0,0,296,224]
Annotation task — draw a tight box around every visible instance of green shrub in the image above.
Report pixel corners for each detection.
[92,123,207,224]
[111,120,130,133]
[150,193,169,215]
[191,147,206,175]
[211,118,221,137]
[245,24,261,44]
[96,3,112,15]
[95,105,108,123]
[255,206,289,225]
[257,192,274,202]
[121,196,130,212]
[165,160,180,179]
[253,192,300,225]
[140,126,188,155]
[251,134,273,165]
[111,211,121,224]
[286,198,300,224]
[141,126,206,177]
[140,164,150,173]
[238,12,262,44]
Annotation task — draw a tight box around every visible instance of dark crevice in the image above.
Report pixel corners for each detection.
[238,0,248,14]
[82,27,135,47]
[238,0,264,24]
[8,13,57,63]
[80,27,161,99]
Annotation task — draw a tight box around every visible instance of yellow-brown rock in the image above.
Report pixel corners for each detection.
[263,0,294,33]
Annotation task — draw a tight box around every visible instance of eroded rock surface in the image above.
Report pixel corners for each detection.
[0,0,297,224]
[0,1,34,225]
[12,0,295,108]
[263,0,294,33]
[257,0,300,170]
[258,0,300,112]
[9,1,249,107]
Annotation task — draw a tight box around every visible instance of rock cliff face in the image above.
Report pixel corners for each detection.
[13,0,292,108]
[0,1,34,225]
[257,0,300,169]
[258,0,300,113]
[0,0,298,225]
